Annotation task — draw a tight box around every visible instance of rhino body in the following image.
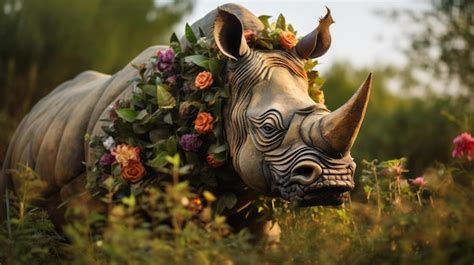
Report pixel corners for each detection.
[1,4,372,226]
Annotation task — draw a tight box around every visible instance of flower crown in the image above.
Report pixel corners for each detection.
[88,14,325,214]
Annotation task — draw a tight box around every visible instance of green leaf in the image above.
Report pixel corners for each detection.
[136,109,148,120]
[215,193,238,214]
[156,85,176,109]
[165,137,177,154]
[116,108,138,122]
[185,55,209,69]
[258,15,272,28]
[209,144,228,154]
[276,14,286,30]
[208,59,221,80]
[111,164,121,176]
[170,32,180,45]
[163,112,173,124]
[142,84,156,97]
[148,151,168,169]
[185,23,197,44]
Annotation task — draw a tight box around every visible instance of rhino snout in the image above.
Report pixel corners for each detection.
[289,161,322,185]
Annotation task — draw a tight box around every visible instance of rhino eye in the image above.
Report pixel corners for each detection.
[262,124,275,134]
[248,109,287,152]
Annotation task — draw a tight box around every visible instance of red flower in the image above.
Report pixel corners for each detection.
[121,160,146,183]
[207,154,225,168]
[243,29,257,43]
[452,132,474,160]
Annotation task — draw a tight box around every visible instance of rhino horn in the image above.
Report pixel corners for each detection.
[320,73,372,156]
[295,6,334,59]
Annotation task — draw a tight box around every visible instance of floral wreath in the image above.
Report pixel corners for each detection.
[87,14,325,215]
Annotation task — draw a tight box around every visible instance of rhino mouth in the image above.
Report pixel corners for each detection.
[265,146,355,206]
[274,166,354,206]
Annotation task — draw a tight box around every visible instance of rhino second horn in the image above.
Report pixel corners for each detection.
[320,73,372,156]
[295,6,334,59]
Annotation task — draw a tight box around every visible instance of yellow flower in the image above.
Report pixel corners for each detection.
[111,144,141,167]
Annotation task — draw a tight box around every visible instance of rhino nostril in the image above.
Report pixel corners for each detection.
[290,162,323,185]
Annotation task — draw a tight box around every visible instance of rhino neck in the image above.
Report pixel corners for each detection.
[180,3,264,51]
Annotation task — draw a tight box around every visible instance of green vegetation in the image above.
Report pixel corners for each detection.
[1,155,472,264]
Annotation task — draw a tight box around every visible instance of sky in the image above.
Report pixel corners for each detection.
[175,0,428,73]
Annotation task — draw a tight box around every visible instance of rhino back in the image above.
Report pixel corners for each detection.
[4,70,110,196]
[2,45,165,208]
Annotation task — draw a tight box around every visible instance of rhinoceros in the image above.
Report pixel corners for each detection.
[0,3,371,226]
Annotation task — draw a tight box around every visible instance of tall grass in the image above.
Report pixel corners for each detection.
[1,157,472,264]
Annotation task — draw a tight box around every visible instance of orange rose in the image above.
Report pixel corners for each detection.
[207,154,225,168]
[243,29,257,43]
[194,71,213,90]
[279,31,298,49]
[194,112,214,134]
[121,160,145,183]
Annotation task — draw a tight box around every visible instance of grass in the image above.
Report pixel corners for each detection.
[0,157,472,265]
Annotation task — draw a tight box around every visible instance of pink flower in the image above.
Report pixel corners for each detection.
[452,132,474,160]
[409,177,426,187]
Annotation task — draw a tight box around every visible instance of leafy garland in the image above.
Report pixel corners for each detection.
[87,14,325,215]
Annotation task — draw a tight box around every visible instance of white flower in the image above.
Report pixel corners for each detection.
[197,37,209,49]
[103,136,115,150]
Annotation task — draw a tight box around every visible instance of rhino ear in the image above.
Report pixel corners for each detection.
[213,8,249,60]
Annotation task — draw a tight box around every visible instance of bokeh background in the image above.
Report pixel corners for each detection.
[0,0,472,178]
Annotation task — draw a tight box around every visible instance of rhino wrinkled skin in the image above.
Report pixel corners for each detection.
[0,3,371,225]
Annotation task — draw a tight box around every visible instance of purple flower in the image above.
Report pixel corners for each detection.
[156,48,175,72]
[166,75,177,84]
[179,134,203,152]
[99,153,115,167]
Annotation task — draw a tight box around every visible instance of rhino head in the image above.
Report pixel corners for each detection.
[213,8,372,206]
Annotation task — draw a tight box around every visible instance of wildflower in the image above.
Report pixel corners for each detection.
[194,112,214,134]
[103,136,115,150]
[243,29,257,42]
[179,134,203,152]
[189,197,203,213]
[194,71,213,90]
[111,144,141,167]
[99,153,115,167]
[121,160,146,183]
[156,48,175,72]
[279,31,298,49]
[166,75,177,85]
[197,37,210,49]
[207,153,225,168]
[452,132,474,160]
[409,177,426,187]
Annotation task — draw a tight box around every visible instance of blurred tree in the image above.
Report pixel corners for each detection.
[0,0,193,161]
[386,0,473,95]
